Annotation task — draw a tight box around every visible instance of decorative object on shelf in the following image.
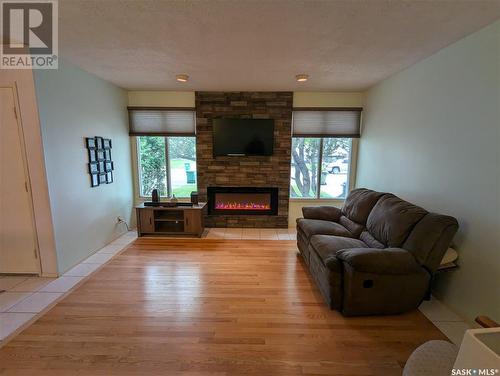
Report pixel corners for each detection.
[190,191,198,205]
[152,189,159,203]
[85,136,114,187]
[164,194,178,207]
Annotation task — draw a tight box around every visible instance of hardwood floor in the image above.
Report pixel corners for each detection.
[0,239,446,375]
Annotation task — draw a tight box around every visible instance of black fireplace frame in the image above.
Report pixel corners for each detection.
[207,187,279,216]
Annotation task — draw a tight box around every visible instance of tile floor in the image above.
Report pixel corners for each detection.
[0,230,138,344]
[1,228,471,348]
[418,296,472,345]
[204,227,297,240]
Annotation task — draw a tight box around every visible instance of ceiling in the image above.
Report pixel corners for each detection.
[59,0,500,91]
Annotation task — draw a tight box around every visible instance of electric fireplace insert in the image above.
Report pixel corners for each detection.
[207,187,279,215]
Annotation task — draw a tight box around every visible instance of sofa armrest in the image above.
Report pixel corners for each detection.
[336,248,423,275]
[302,206,341,222]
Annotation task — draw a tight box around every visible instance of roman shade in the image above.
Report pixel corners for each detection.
[128,107,196,136]
[292,108,362,137]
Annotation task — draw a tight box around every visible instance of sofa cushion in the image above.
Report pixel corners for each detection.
[366,194,428,247]
[310,235,368,271]
[341,188,385,224]
[302,206,341,222]
[297,218,352,240]
[359,230,385,249]
[339,215,364,238]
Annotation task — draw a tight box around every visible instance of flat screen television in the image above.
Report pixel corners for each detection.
[213,118,274,156]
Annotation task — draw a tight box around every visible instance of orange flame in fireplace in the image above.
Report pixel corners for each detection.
[215,202,270,210]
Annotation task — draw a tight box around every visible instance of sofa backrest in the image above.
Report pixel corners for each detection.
[403,213,459,273]
[366,194,428,248]
[354,190,459,273]
[340,188,384,237]
[342,188,458,272]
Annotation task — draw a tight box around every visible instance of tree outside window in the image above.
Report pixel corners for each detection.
[290,137,351,199]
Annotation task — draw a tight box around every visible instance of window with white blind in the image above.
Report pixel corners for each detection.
[290,108,361,199]
[129,108,197,198]
[128,107,196,136]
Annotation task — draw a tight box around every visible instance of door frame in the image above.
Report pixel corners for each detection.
[0,66,59,277]
[1,84,42,274]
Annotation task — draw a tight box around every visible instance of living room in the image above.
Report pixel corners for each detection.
[0,1,499,375]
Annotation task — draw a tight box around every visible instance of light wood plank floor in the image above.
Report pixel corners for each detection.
[0,239,446,375]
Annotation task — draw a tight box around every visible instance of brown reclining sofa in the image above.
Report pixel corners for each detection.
[296,188,458,316]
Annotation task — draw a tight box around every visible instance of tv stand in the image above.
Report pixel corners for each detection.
[135,202,206,237]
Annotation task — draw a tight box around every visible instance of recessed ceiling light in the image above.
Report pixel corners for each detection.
[176,74,189,82]
[296,74,309,82]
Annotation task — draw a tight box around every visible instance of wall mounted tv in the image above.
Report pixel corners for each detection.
[213,118,274,156]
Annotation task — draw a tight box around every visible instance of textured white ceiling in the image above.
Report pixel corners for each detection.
[58,0,500,91]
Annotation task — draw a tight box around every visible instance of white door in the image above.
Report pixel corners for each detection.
[0,87,39,274]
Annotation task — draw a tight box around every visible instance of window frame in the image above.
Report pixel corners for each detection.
[289,136,358,202]
[133,135,197,200]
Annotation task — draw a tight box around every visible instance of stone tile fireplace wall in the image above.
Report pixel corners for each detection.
[195,91,292,228]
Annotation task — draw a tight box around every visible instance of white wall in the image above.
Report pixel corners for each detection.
[356,21,499,322]
[34,60,134,274]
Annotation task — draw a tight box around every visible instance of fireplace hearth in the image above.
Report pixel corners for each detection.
[207,187,279,216]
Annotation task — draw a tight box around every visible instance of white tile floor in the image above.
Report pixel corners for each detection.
[418,296,472,345]
[204,227,297,240]
[0,230,138,344]
[0,228,471,349]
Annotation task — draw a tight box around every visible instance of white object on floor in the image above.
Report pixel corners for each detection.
[453,328,500,369]
[403,340,458,376]
[403,327,500,375]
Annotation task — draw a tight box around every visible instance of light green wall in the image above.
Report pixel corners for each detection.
[357,21,500,323]
[128,91,195,107]
[34,60,134,274]
[293,92,364,107]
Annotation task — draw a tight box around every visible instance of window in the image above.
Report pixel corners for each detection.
[290,108,361,200]
[137,136,197,198]
[129,107,197,198]
[290,137,352,199]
